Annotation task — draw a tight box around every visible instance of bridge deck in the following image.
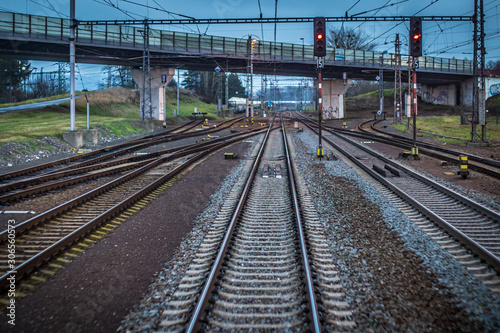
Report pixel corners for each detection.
[0,11,473,83]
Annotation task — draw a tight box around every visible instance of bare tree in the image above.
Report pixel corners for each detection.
[486,60,500,71]
[327,26,376,51]
[99,65,135,89]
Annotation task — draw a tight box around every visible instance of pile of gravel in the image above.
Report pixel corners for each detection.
[290,129,500,331]
[0,126,157,169]
[0,136,72,167]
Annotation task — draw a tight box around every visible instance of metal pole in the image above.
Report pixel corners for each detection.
[394,33,402,123]
[163,82,166,121]
[378,56,384,120]
[177,69,180,116]
[472,0,486,142]
[250,55,254,118]
[318,65,323,158]
[86,94,90,130]
[69,0,76,132]
[412,65,417,146]
[225,70,229,115]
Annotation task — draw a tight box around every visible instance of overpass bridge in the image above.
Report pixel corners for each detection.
[0,11,473,85]
[2,10,495,130]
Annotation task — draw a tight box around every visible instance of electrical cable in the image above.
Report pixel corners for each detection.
[28,0,66,18]
[46,0,65,18]
[75,63,86,91]
[258,0,264,41]
[116,0,195,19]
[351,0,409,17]
[94,0,141,20]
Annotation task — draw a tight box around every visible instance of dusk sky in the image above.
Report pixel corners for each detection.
[1,0,499,90]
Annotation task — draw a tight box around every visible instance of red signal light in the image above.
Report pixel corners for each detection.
[409,17,423,57]
[314,17,326,57]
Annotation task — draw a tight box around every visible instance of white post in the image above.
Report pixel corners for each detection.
[69,0,76,132]
[177,69,180,116]
[87,100,90,129]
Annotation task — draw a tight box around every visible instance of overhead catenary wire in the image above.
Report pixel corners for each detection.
[258,0,264,41]
[28,0,66,18]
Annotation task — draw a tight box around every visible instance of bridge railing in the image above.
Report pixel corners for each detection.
[0,11,473,75]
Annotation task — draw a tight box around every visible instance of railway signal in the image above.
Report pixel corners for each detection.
[313,17,326,158]
[313,17,326,57]
[409,17,423,57]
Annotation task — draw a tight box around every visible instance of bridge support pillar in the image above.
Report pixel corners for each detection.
[315,79,351,119]
[131,68,175,121]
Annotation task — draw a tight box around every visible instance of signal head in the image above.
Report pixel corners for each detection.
[409,17,423,57]
[313,17,327,57]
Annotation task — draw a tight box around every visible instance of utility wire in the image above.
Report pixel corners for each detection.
[258,0,264,40]
[346,0,361,16]
[117,0,195,19]
[351,0,409,17]
[28,0,66,18]
[76,64,86,91]
[371,0,440,43]
[46,0,65,18]
[94,0,141,20]
[113,0,199,33]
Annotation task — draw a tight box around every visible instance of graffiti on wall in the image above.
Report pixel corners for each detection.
[491,83,500,96]
[423,90,449,105]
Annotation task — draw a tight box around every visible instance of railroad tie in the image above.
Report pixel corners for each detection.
[372,164,387,177]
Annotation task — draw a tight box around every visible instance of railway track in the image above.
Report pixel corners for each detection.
[0,127,264,205]
[295,113,500,291]
[347,119,500,179]
[0,117,244,185]
[156,116,355,332]
[0,125,267,291]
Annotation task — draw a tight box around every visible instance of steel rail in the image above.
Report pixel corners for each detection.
[38,117,244,176]
[0,117,244,182]
[0,127,263,203]
[0,127,268,242]
[336,126,500,178]
[363,119,500,169]
[300,118,500,179]
[296,114,500,222]
[0,127,268,291]
[0,119,198,181]
[298,117,500,273]
[186,117,277,333]
[281,114,322,332]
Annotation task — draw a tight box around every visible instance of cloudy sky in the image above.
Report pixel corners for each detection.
[1,0,499,89]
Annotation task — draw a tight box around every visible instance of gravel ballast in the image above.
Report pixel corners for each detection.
[120,125,500,331]
[290,128,500,331]
[1,121,499,331]
[0,137,259,333]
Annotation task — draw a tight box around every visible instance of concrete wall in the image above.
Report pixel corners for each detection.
[420,84,457,106]
[419,76,500,107]
[131,68,175,120]
[486,77,500,100]
[317,79,351,119]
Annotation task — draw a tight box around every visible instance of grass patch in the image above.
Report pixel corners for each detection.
[393,116,500,142]
[164,88,217,120]
[486,94,500,108]
[393,124,407,131]
[0,110,142,143]
[103,121,146,136]
[0,88,144,143]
